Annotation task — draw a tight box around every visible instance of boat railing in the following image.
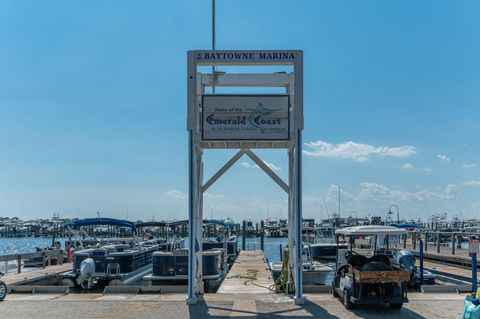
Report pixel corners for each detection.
[0,250,66,275]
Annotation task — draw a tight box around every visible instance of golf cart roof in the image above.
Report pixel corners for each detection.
[335,225,407,236]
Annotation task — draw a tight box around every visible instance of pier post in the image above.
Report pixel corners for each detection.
[260,220,265,251]
[279,244,283,261]
[437,232,441,253]
[425,232,428,252]
[293,128,304,305]
[403,234,407,249]
[58,251,63,265]
[17,255,22,274]
[242,220,246,250]
[187,128,197,304]
[472,252,478,294]
[419,239,424,285]
[452,233,456,255]
[51,224,56,247]
[413,232,416,250]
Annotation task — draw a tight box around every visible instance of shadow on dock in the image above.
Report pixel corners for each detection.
[188,296,427,318]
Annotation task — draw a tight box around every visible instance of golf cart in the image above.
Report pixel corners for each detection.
[332,226,410,310]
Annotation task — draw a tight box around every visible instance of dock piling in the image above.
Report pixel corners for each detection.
[419,239,424,285]
[17,255,22,273]
[452,233,456,255]
[242,220,246,250]
[472,252,478,294]
[437,232,441,253]
[260,220,264,251]
[425,232,428,252]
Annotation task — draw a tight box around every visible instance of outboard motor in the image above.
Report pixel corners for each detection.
[394,250,415,271]
[394,250,416,285]
[78,258,95,289]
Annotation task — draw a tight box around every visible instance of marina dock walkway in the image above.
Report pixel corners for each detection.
[424,259,477,282]
[3,264,72,286]
[406,243,479,266]
[0,292,466,318]
[217,250,274,294]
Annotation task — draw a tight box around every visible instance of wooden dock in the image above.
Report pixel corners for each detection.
[405,241,479,266]
[217,250,274,294]
[423,259,476,283]
[3,264,72,286]
[0,292,468,318]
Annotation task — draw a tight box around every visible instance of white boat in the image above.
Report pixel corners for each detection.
[269,245,333,286]
[269,260,332,286]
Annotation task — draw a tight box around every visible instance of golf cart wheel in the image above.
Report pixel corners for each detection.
[0,282,7,301]
[343,289,355,309]
[390,303,403,310]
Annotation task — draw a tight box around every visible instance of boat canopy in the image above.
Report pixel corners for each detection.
[335,225,407,236]
[66,218,136,230]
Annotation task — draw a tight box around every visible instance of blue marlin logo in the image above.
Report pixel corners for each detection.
[247,103,280,133]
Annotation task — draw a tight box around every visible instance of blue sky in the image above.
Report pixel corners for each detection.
[0,1,479,222]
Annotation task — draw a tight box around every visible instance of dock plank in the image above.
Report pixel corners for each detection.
[217,250,273,294]
[3,263,72,285]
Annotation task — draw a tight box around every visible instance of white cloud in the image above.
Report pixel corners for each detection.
[445,184,458,194]
[401,163,415,170]
[204,192,225,200]
[165,189,186,199]
[264,162,281,171]
[240,161,280,171]
[437,154,450,162]
[462,163,477,168]
[303,140,416,162]
[206,196,287,220]
[240,161,254,169]
[350,180,480,205]
[461,180,480,187]
[424,167,433,173]
[304,182,457,220]
[356,182,454,202]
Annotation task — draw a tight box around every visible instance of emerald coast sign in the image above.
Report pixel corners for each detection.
[201,95,290,141]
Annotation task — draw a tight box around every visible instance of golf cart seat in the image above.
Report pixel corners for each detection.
[347,254,368,268]
[368,254,391,266]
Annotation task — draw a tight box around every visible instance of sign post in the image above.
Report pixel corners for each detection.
[187,50,304,305]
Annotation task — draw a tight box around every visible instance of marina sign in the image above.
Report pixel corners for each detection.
[193,50,300,65]
[469,239,479,254]
[201,95,290,141]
